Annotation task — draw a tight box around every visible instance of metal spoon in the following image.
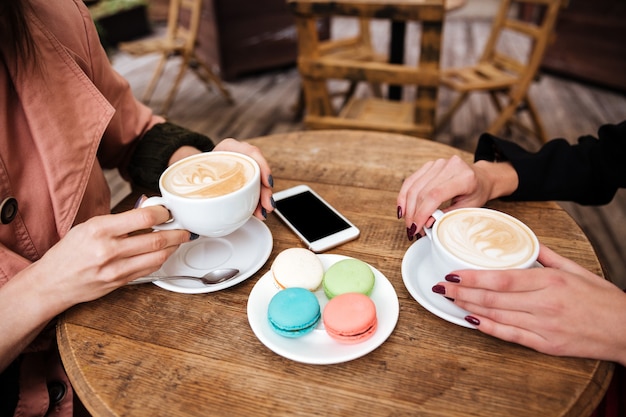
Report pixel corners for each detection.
[128,268,240,286]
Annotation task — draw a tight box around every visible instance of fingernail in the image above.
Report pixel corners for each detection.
[190,232,200,241]
[445,274,461,283]
[261,207,267,219]
[397,206,403,219]
[407,223,417,241]
[270,196,276,209]
[445,296,455,302]
[465,316,480,326]
[134,194,146,209]
[432,284,446,295]
[268,175,274,188]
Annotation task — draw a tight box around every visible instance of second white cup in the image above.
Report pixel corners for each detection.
[424,207,539,278]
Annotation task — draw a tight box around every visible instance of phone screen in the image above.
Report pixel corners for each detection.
[274,190,351,242]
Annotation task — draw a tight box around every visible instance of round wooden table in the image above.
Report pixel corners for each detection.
[58,130,613,417]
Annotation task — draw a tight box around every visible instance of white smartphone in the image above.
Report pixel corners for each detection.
[272,185,360,253]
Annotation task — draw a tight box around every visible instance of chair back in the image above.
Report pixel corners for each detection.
[288,0,445,138]
[165,0,203,54]
[479,0,565,94]
[438,0,567,142]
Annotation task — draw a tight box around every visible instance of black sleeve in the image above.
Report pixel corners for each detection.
[474,120,626,205]
[127,122,215,191]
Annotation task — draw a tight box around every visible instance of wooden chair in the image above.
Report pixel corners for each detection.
[292,17,385,119]
[118,0,233,115]
[319,18,386,100]
[437,0,567,143]
[287,0,445,139]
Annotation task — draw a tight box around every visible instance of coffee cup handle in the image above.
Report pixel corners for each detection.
[424,209,445,240]
[139,196,184,231]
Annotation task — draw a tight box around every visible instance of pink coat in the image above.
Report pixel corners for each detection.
[0,0,163,415]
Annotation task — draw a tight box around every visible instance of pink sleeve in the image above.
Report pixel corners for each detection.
[73,0,165,173]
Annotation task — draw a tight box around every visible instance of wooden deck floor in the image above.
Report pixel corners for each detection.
[110,15,626,288]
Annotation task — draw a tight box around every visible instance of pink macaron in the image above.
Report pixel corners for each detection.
[322,293,377,344]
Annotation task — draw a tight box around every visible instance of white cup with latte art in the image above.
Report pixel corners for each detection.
[141,151,260,237]
[424,208,539,278]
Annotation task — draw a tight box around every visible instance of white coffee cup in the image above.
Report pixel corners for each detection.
[141,151,260,237]
[424,207,539,278]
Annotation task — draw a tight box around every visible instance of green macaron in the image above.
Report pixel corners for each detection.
[322,258,375,299]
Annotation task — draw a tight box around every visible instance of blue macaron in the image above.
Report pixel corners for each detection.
[267,287,320,338]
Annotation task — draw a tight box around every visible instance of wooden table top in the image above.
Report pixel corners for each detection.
[58,130,613,417]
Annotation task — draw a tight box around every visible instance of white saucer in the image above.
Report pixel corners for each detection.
[152,217,273,294]
[402,238,475,328]
[247,254,399,365]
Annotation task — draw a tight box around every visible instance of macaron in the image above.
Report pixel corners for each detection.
[323,293,377,344]
[322,258,375,299]
[271,248,324,291]
[267,287,321,338]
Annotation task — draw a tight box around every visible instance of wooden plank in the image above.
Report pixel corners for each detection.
[287,0,445,21]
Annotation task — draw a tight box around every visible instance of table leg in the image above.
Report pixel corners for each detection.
[389,20,406,101]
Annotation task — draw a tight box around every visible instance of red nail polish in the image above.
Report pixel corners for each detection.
[445,274,461,283]
[397,206,403,219]
[407,223,417,241]
[432,284,446,295]
[465,316,480,326]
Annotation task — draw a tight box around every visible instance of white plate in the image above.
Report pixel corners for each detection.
[247,254,399,365]
[152,217,273,294]
[402,238,475,328]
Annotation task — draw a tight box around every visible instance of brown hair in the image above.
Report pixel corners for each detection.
[0,0,39,68]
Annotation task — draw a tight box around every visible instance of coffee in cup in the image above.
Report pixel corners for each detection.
[141,151,260,237]
[161,152,255,199]
[425,208,539,278]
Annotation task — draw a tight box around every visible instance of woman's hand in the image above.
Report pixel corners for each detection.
[397,156,518,240]
[32,205,192,306]
[0,205,192,369]
[213,138,274,220]
[432,244,626,365]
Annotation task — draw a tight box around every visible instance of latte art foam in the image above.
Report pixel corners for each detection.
[436,210,536,268]
[163,154,254,198]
